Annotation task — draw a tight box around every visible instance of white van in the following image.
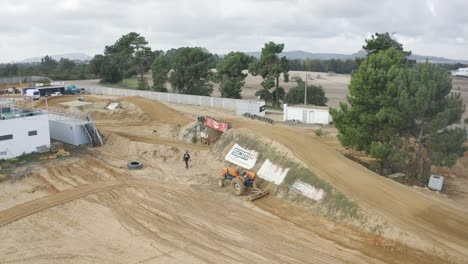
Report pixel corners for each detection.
[24,89,40,100]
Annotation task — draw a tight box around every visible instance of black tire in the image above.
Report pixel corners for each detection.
[218,179,224,187]
[127,161,143,170]
[230,178,245,196]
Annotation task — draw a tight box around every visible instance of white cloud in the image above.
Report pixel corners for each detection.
[0,0,467,62]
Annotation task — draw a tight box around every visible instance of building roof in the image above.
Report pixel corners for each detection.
[288,104,330,110]
[0,104,47,120]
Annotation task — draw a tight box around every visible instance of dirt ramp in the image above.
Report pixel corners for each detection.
[91,100,151,122]
[124,96,191,125]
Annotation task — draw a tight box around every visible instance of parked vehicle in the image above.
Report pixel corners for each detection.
[23,89,40,100]
[65,85,78,95]
[51,92,63,96]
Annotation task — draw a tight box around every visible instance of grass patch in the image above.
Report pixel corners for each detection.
[215,131,361,221]
[315,128,324,136]
[0,151,54,182]
[0,152,45,168]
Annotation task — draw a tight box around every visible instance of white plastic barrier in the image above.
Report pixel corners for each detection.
[225,143,258,169]
[290,181,326,202]
[257,159,289,185]
[84,86,260,112]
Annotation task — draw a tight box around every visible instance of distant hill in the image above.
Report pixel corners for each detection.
[22,53,92,63]
[242,50,468,64]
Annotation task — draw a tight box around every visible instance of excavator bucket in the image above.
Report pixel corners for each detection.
[248,189,270,201]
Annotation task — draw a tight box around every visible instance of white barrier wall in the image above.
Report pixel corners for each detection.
[0,114,51,159]
[236,101,266,116]
[85,86,247,111]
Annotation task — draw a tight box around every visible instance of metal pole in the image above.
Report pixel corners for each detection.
[304,73,307,105]
[45,95,48,112]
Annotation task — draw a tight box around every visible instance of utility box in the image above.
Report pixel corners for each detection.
[428,174,444,191]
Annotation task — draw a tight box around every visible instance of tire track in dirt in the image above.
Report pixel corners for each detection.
[0,179,178,227]
[115,132,210,151]
[0,179,386,263]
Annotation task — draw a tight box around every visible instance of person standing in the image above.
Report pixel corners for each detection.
[183,151,191,169]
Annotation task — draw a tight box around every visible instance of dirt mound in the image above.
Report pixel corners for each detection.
[124,96,191,125]
[34,95,102,109]
[91,100,151,122]
[178,121,199,143]
[212,129,362,223]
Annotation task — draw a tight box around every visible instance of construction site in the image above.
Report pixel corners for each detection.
[0,92,467,264]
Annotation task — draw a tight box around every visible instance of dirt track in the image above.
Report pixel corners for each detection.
[0,178,397,263]
[1,95,466,263]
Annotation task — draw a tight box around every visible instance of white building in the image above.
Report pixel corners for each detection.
[283,104,332,125]
[451,67,468,77]
[0,104,51,159]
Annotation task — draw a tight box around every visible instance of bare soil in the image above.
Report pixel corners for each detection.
[0,95,466,263]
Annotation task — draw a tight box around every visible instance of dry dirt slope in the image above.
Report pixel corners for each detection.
[223,117,468,261]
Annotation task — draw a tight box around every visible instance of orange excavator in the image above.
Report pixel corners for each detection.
[218,167,270,201]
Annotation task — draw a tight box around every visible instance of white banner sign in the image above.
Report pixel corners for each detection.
[290,181,326,202]
[225,143,258,169]
[257,159,289,185]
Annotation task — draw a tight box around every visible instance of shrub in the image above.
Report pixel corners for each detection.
[315,128,324,136]
[284,79,328,106]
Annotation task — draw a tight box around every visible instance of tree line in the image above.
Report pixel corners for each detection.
[0,56,90,80]
[88,33,327,106]
[289,58,358,74]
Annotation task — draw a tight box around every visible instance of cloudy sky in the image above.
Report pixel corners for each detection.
[1,0,467,62]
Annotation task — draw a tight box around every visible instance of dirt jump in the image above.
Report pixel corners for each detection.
[0,95,466,264]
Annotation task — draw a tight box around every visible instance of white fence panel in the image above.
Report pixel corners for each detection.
[85,86,263,113]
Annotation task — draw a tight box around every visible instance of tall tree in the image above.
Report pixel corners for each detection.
[386,62,466,182]
[169,47,214,96]
[250,42,289,106]
[88,55,105,78]
[102,32,152,85]
[151,52,171,92]
[40,55,58,76]
[214,52,253,98]
[331,36,466,184]
[363,32,411,56]
[100,55,123,83]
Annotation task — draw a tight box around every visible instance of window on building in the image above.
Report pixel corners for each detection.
[0,134,13,141]
[28,130,38,136]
